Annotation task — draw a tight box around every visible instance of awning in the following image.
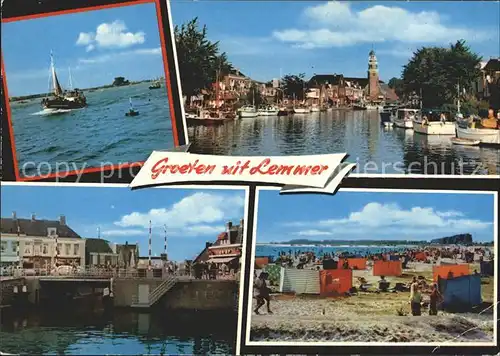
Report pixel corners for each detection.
[207,257,238,264]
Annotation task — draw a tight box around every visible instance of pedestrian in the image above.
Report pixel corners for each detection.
[254,272,272,315]
[410,283,422,316]
[429,283,443,315]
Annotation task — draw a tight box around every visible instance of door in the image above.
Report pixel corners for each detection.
[138,284,149,304]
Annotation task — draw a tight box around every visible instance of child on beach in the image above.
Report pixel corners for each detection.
[254,272,272,315]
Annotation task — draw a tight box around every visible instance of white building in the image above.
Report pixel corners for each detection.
[1,212,86,269]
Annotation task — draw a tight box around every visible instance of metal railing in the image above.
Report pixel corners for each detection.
[148,276,178,306]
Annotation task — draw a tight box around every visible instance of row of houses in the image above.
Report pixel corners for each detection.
[188,50,399,108]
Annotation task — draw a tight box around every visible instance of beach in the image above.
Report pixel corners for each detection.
[250,260,495,343]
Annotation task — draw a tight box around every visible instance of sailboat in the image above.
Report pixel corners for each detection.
[125,98,139,116]
[41,52,87,110]
[239,88,258,118]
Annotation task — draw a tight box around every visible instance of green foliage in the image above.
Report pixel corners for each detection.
[281,73,307,100]
[388,77,404,97]
[112,77,130,86]
[401,40,482,108]
[245,83,265,106]
[174,18,233,98]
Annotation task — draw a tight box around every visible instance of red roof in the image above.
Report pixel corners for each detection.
[217,232,228,240]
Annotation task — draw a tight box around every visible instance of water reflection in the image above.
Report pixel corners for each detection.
[187,111,500,175]
[0,309,236,355]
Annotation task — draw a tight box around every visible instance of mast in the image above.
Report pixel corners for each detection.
[68,67,73,90]
[457,79,461,113]
[215,68,220,110]
[148,220,152,268]
[419,87,423,110]
[50,51,63,96]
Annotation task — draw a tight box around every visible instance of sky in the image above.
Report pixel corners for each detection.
[171,1,500,83]
[3,2,165,96]
[1,185,246,261]
[256,189,496,243]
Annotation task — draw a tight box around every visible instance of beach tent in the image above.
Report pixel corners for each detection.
[373,260,402,276]
[280,268,320,294]
[320,269,353,296]
[255,256,270,268]
[415,252,427,261]
[264,263,282,286]
[347,258,367,270]
[438,274,482,311]
[480,261,494,276]
[433,264,470,281]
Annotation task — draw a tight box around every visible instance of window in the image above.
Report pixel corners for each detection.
[24,242,32,255]
[57,243,62,255]
[73,244,80,256]
[33,243,41,255]
[1,241,7,253]
[11,241,18,253]
[47,228,57,237]
[65,244,71,255]
[42,244,49,255]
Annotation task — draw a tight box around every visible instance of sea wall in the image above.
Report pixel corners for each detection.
[0,277,26,306]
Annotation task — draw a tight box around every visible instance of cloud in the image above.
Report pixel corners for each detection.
[76,20,145,50]
[288,202,492,239]
[78,47,161,64]
[114,192,245,235]
[272,1,490,49]
[101,229,144,237]
[295,229,332,236]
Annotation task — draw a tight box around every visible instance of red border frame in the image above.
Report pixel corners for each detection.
[1,0,180,181]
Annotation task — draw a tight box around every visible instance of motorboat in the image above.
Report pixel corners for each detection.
[391,108,418,129]
[186,109,227,125]
[125,98,139,116]
[413,109,456,135]
[456,125,500,145]
[450,137,480,146]
[257,105,279,116]
[380,104,398,121]
[293,106,310,114]
[239,105,258,118]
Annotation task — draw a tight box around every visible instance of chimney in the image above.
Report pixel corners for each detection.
[205,242,212,249]
[59,215,66,226]
[226,221,233,232]
[12,211,17,220]
[31,213,36,221]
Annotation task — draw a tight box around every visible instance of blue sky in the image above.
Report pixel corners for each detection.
[1,185,246,261]
[3,2,165,96]
[256,189,495,243]
[171,1,499,82]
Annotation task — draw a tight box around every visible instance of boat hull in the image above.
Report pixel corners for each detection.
[258,111,279,116]
[392,118,413,129]
[293,108,309,114]
[187,117,225,125]
[239,111,258,118]
[311,107,320,112]
[42,98,86,110]
[413,121,456,135]
[456,126,500,145]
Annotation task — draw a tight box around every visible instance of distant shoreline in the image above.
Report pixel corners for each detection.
[8,78,160,102]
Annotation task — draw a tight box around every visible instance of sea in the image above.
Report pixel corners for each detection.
[255,244,414,260]
[0,309,236,355]
[187,110,500,175]
[9,82,174,177]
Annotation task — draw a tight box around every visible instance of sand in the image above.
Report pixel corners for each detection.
[251,261,495,343]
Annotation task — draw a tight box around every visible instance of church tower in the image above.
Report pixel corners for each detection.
[367,49,380,99]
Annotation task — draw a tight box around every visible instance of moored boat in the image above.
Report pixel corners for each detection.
[391,108,418,129]
[149,80,161,90]
[186,109,227,125]
[413,110,455,135]
[456,125,500,145]
[239,105,258,118]
[380,104,397,121]
[311,106,320,112]
[352,103,367,111]
[257,105,279,116]
[450,137,480,146]
[293,107,310,114]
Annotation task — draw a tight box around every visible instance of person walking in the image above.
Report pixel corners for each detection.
[254,272,272,315]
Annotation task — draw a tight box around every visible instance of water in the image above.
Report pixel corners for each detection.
[187,111,500,175]
[10,83,173,177]
[255,244,413,260]
[0,309,236,355]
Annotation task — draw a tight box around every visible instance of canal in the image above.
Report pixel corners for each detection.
[0,308,237,355]
[187,110,500,175]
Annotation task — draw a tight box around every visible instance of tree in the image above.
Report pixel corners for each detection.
[112,77,129,86]
[174,18,233,100]
[281,73,306,100]
[388,77,404,97]
[401,40,482,109]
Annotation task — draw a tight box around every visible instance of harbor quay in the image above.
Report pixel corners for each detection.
[0,270,238,314]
